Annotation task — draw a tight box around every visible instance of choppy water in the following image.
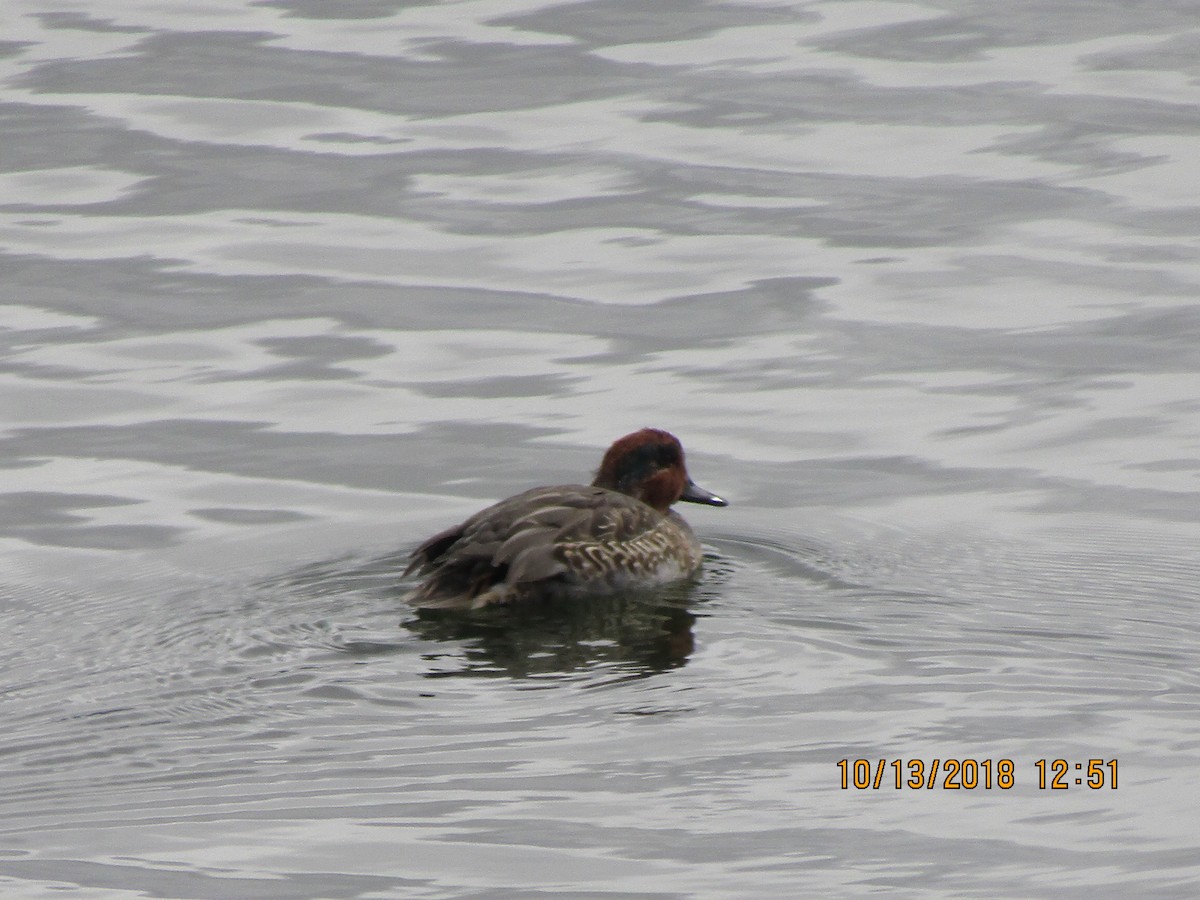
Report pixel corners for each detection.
[2,0,1199,896]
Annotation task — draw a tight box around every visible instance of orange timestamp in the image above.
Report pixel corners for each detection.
[836,758,1119,790]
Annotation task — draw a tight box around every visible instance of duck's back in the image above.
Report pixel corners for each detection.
[404,485,702,609]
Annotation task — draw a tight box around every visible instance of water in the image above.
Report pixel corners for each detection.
[2,0,1199,896]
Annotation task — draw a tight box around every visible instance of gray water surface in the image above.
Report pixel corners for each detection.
[2,0,1199,896]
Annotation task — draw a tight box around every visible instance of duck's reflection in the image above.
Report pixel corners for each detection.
[403,588,698,679]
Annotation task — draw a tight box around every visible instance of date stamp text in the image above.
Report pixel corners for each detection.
[836,758,1118,790]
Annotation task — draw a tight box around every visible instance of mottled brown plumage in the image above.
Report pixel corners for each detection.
[403,429,726,609]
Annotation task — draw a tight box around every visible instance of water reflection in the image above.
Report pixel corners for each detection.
[405,591,699,680]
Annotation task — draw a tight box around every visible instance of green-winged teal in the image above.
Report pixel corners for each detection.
[404,428,727,608]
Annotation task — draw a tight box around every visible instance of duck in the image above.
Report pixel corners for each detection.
[403,428,727,609]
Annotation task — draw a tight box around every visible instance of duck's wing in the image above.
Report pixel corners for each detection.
[404,485,663,608]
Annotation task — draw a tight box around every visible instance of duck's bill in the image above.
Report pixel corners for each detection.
[681,479,728,506]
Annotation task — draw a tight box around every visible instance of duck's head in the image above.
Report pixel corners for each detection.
[592,428,728,513]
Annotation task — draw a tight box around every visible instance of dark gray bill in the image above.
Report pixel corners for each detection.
[680,479,728,506]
